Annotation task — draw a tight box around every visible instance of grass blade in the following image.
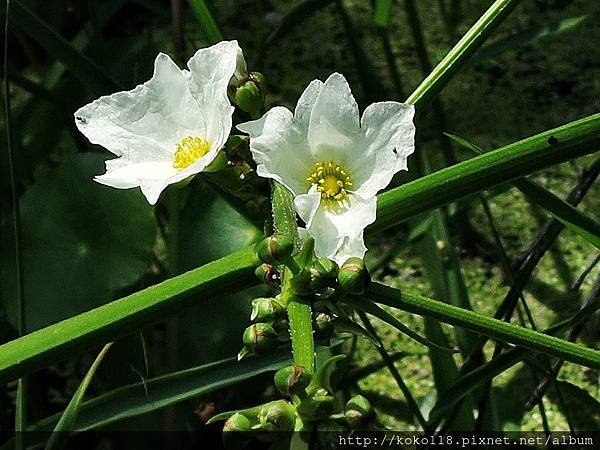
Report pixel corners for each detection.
[406,0,521,107]
[372,113,600,234]
[187,0,223,44]
[1,0,121,94]
[2,353,289,449]
[45,343,113,450]
[0,246,260,384]
[374,0,393,29]
[514,179,600,249]
[368,282,600,369]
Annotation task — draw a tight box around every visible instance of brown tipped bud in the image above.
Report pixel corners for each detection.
[257,234,294,265]
[274,365,312,396]
[257,400,296,432]
[345,395,374,427]
[250,297,285,322]
[242,323,278,356]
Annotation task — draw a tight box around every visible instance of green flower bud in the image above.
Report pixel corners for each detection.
[254,263,280,285]
[233,73,266,119]
[309,258,339,292]
[257,400,296,432]
[274,365,312,396]
[257,234,294,265]
[337,257,370,295]
[241,323,278,356]
[250,297,285,322]
[223,412,252,432]
[344,395,374,427]
[222,413,252,450]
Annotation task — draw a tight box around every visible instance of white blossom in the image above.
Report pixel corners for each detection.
[74,40,244,205]
[238,73,415,265]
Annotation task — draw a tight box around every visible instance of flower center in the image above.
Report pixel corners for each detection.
[306,161,353,202]
[173,136,210,170]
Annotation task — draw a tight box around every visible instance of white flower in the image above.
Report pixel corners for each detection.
[74,40,244,205]
[238,73,415,265]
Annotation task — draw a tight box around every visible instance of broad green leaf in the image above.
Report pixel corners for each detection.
[45,343,113,450]
[372,113,600,234]
[406,0,521,107]
[187,0,223,44]
[445,132,600,249]
[369,283,600,369]
[1,153,157,332]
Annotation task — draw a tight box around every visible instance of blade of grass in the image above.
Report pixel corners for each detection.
[45,343,113,450]
[259,0,336,61]
[374,0,393,29]
[0,246,260,384]
[372,112,600,234]
[405,0,521,108]
[368,282,600,369]
[0,0,121,94]
[358,311,428,430]
[4,1,27,447]
[345,298,456,353]
[187,0,223,44]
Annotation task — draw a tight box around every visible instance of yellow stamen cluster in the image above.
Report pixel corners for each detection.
[306,161,353,203]
[172,136,210,170]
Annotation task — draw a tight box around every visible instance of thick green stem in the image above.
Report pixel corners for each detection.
[368,283,600,369]
[0,247,260,385]
[371,112,600,233]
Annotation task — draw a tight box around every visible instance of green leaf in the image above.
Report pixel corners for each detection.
[187,0,224,44]
[1,153,157,332]
[45,342,113,449]
[7,352,289,449]
[0,245,260,385]
[445,132,600,249]
[369,283,600,369]
[406,0,521,107]
[1,0,121,94]
[372,113,600,234]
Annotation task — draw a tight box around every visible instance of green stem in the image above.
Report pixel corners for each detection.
[0,246,260,385]
[368,282,600,369]
[406,0,521,108]
[371,112,600,233]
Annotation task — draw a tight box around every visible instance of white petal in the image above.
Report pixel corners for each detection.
[306,194,376,261]
[349,101,416,197]
[187,40,239,153]
[75,53,202,160]
[333,233,367,266]
[294,79,323,131]
[238,107,313,195]
[307,73,361,161]
[294,186,321,227]
[233,46,248,83]
[94,160,176,205]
